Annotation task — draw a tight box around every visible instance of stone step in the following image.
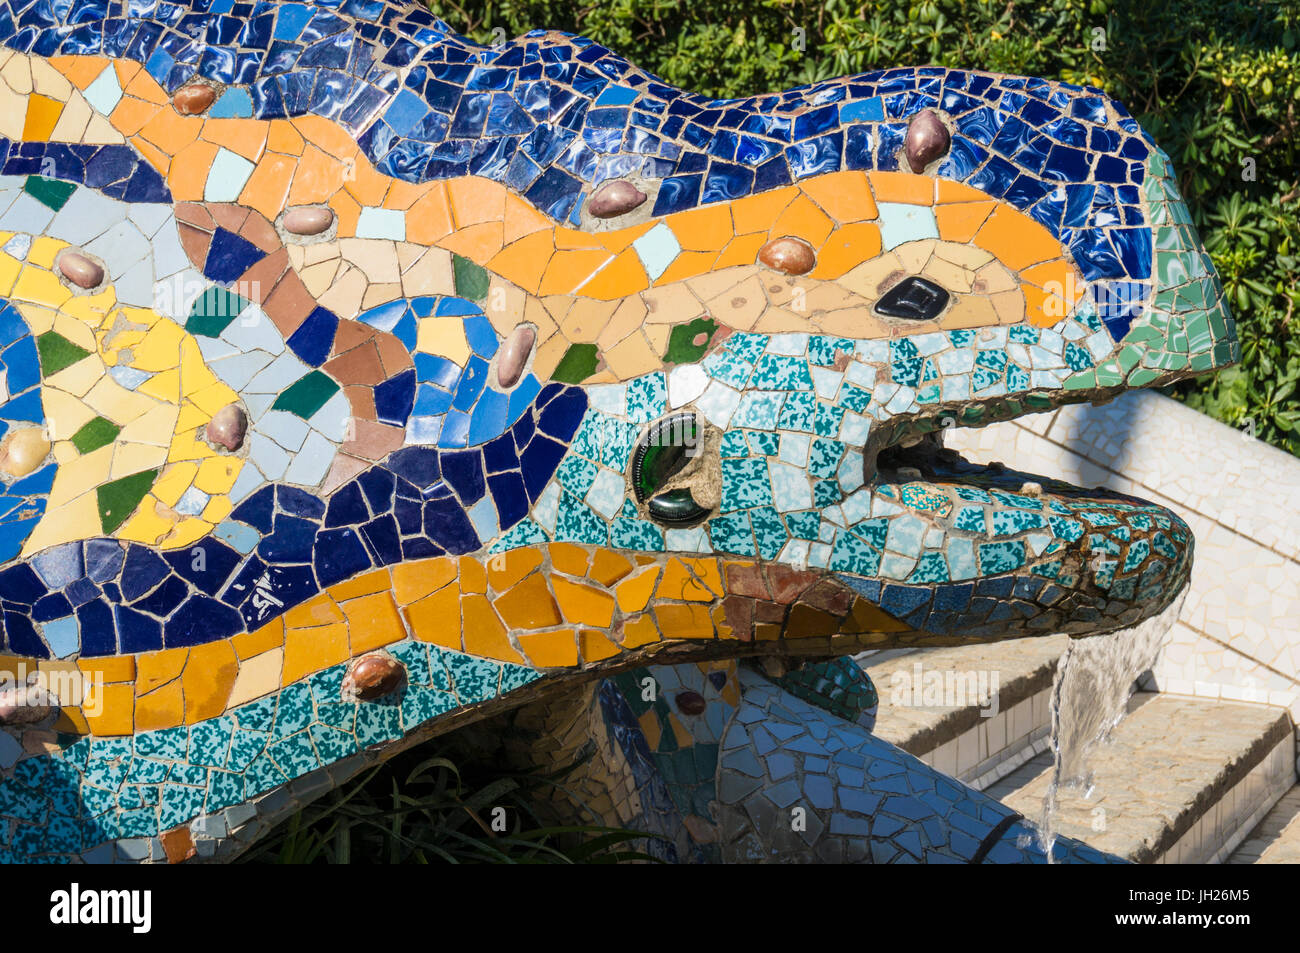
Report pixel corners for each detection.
[857,635,1067,789]
[1227,786,1300,863]
[997,693,1295,864]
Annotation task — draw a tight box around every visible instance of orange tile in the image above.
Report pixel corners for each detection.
[84,682,135,735]
[517,631,578,668]
[615,566,660,613]
[51,55,112,90]
[461,594,524,663]
[654,603,715,639]
[488,231,557,295]
[579,629,621,662]
[22,94,64,141]
[448,176,508,228]
[134,680,184,732]
[867,171,935,205]
[770,194,835,247]
[973,205,1058,270]
[341,158,392,208]
[383,178,427,211]
[713,232,768,270]
[654,249,719,286]
[503,197,554,244]
[136,648,188,694]
[619,613,661,648]
[493,573,562,629]
[552,577,616,628]
[548,542,591,576]
[137,107,199,158]
[281,621,349,686]
[344,591,407,654]
[238,151,296,217]
[589,549,634,586]
[937,178,992,204]
[167,139,220,200]
[392,557,458,605]
[1022,283,1073,327]
[579,248,650,299]
[935,200,997,243]
[801,170,879,223]
[538,248,613,296]
[809,222,883,280]
[284,591,343,629]
[329,567,391,602]
[267,118,305,155]
[671,203,735,251]
[182,641,239,723]
[404,582,462,649]
[657,558,716,602]
[438,221,505,261]
[457,555,488,594]
[122,64,168,103]
[286,144,348,205]
[109,95,160,137]
[405,183,454,244]
[730,186,799,234]
[294,114,360,157]
[77,655,135,683]
[232,618,285,659]
[486,547,544,591]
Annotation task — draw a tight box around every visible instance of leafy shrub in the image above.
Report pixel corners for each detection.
[429,0,1300,454]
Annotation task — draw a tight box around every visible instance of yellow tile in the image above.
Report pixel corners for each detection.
[83,682,134,736]
[226,648,283,708]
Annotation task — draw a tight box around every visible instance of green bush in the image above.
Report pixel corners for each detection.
[429,0,1300,454]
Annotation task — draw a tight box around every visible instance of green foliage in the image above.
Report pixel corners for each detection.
[240,741,657,864]
[427,0,1300,454]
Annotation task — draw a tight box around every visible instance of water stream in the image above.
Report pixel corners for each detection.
[1027,591,1188,860]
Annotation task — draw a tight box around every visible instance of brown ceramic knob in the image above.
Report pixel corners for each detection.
[905,109,950,173]
[675,690,707,715]
[282,206,335,236]
[588,180,646,218]
[0,428,50,477]
[342,652,406,702]
[0,684,56,725]
[206,404,247,452]
[758,237,815,275]
[58,251,104,289]
[173,83,217,115]
[496,325,536,388]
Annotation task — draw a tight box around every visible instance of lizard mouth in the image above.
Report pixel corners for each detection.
[829,422,1194,640]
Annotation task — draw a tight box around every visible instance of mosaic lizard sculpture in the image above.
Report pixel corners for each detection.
[0,0,1235,863]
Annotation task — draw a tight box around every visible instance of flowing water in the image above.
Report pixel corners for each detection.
[1025,591,1188,860]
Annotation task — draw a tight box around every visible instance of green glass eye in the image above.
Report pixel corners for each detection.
[631,414,710,526]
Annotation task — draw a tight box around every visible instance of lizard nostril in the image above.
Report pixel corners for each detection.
[874,275,951,321]
[631,413,712,526]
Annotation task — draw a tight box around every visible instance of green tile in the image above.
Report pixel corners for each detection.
[186,287,250,338]
[36,331,92,376]
[23,175,76,212]
[452,254,489,302]
[551,342,599,383]
[70,416,121,454]
[271,370,340,418]
[97,470,158,534]
[663,317,718,364]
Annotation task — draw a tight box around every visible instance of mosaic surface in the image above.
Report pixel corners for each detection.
[0,0,1237,863]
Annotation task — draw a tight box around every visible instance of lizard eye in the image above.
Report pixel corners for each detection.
[631,413,711,527]
[874,275,951,321]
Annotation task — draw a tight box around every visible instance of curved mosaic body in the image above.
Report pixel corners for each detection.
[0,0,1234,862]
